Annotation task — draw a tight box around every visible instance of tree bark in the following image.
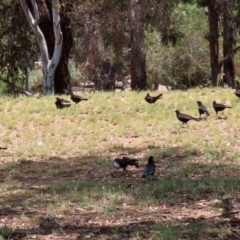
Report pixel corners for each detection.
[223,0,235,88]
[207,0,221,87]
[128,0,147,90]
[55,2,73,94]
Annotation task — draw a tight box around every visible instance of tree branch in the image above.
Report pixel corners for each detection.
[0,77,32,96]
[218,45,240,68]
[31,0,40,26]
[20,0,49,68]
[219,53,230,67]
[233,45,240,54]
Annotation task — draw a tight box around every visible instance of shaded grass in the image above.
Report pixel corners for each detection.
[155,221,228,240]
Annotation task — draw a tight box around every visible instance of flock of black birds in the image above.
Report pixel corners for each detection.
[112,89,238,176]
[55,91,163,109]
[55,91,158,179]
[175,99,233,126]
[54,88,238,178]
[144,91,234,126]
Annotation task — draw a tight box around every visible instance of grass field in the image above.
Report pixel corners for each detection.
[0,88,240,239]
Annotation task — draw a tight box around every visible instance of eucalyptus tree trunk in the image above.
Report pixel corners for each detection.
[20,0,72,95]
[207,0,221,87]
[128,0,147,90]
[223,0,235,88]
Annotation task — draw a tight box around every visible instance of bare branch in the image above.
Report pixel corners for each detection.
[31,0,40,26]
[219,53,231,68]
[233,46,240,54]
[20,0,49,69]
[0,76,32,96]
[219,45,240,68]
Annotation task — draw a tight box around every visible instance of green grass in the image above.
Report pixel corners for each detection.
[0,88,239,239]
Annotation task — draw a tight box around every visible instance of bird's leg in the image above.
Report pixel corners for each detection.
[121,169,127,175]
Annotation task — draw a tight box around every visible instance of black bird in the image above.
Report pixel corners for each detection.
[145,93,163,104]
[175,110,200,126]
[142,156,156,178]
[236,81,240,90]
[212,101,232,115]
[196,101,210,117]
[234,82,240,98]
[70,92,88,104]
[235,89,240,99]
[55,97,71,109]
[113,157,139,171]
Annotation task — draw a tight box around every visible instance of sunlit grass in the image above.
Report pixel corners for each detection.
[0,87,239,162]
[0,88,238,158]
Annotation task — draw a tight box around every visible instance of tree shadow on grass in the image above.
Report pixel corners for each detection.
[1,146,240,239]
[3,219,156,239]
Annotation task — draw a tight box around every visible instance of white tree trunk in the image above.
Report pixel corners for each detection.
[19,0,63,95]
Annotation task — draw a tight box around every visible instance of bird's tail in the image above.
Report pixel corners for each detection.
[193,117,201,121]
[127,159,139,168]
[156,93,163,99]
[226,105,233,108]
[82,98,88,101]
[205,110,210,116]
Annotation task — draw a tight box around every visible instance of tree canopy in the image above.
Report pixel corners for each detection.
[0,0,239,94]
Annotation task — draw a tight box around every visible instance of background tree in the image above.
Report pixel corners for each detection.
[222,0,234,87]
[20,0,73,95]
[198,0,240,87]
[73,1,130,90]
[0,0,38,95]
[128,0,147,90]
[73,0,180,91]
[204,0,222,86]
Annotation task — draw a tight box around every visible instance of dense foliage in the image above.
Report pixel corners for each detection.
[0,0,240,94]
[0,0,38,95]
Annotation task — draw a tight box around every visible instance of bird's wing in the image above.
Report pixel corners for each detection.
[128,159,139,168]
[179,113,194,120]
[199,105,210,115]
[61,98,71,103]
[142,164,156,177]
[113,159,122,168]
[62,102,71,107]
[122,157,138,165]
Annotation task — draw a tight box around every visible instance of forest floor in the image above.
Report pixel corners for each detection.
[0,88,240,239]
